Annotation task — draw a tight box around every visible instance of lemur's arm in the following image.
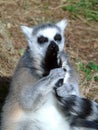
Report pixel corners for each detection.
[19,68,65,111]
[58,51,79,96]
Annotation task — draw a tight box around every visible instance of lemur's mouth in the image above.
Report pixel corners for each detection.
[42,42,62,76]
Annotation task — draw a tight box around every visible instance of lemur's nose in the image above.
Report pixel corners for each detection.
[50,41,59,51]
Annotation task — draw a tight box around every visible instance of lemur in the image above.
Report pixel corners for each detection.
[1,19,98,130]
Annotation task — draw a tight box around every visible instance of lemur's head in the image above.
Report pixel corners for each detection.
[21,19,67,76]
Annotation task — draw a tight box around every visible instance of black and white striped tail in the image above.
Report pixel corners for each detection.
[56,95,98,129]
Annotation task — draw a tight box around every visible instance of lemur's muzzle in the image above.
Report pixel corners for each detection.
[42,41,61,76]
[49,41,59,55]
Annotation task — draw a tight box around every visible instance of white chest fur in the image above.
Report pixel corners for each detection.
[32,94,71,130]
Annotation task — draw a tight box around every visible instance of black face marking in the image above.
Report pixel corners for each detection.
[42,42,62,76]
[54,33,62,42]
[37,36,48,44]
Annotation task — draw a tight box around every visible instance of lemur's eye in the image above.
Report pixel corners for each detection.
[54,34,62,41]
[37,36,48,44]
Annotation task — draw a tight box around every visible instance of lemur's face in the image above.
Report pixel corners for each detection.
[21,20,67,76]
[35,26,64,54]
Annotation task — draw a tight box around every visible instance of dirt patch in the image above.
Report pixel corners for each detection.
[0,0,98,108]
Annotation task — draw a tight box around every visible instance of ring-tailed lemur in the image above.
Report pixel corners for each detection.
[1,20,98,130]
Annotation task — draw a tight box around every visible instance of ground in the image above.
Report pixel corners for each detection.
[0,0,98,111]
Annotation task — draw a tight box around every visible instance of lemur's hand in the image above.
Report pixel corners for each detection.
[55,83,77,98]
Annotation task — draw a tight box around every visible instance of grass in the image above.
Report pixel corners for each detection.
[78,61,98,81]
[74,60,98,100]
[62,0,98,21]
[18,48,25,56]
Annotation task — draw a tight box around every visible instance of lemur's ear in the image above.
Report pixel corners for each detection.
[56,19,67,32]
[21,25,33,40]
